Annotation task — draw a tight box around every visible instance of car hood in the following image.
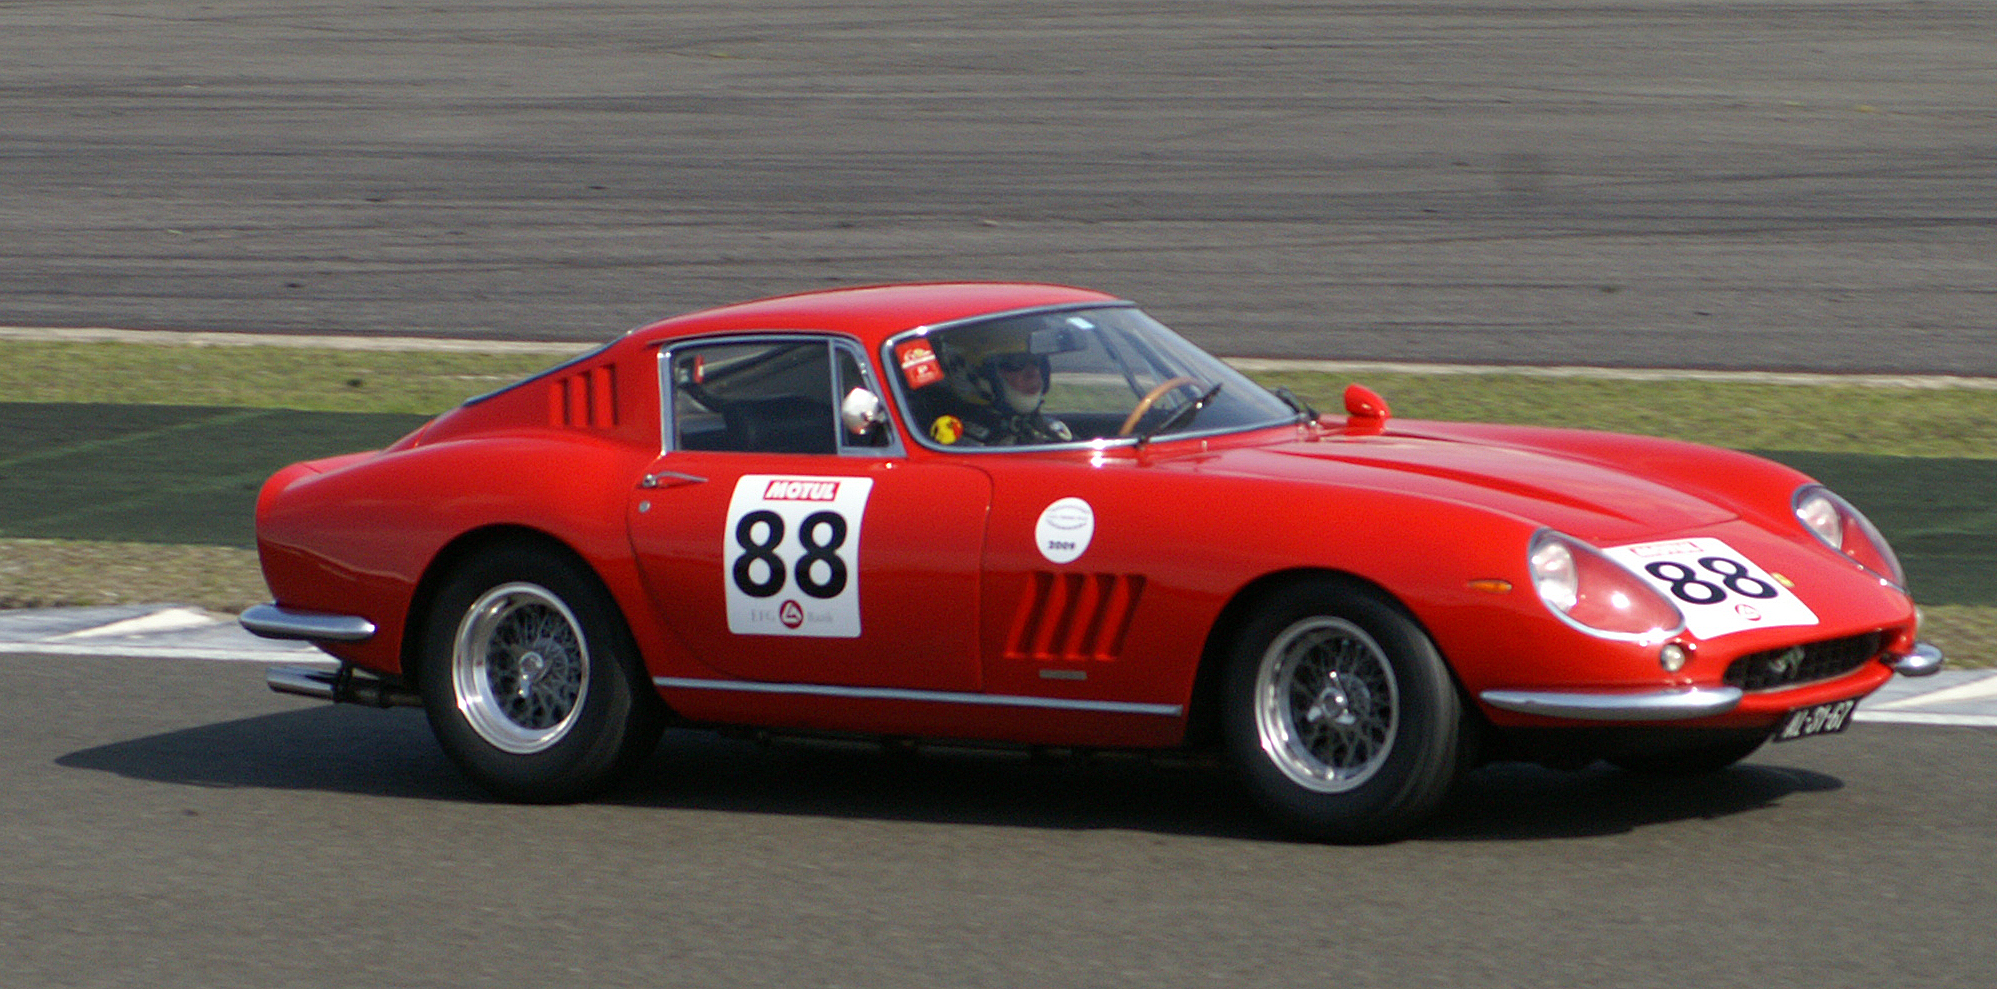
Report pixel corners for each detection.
[1182,432,1739,543]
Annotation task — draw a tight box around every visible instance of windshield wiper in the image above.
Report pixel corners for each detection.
[1273,385,1317,420]
[1137,381,1223,446]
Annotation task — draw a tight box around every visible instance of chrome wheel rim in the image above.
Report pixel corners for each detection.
[1253,616,1399,793]
[452,582,590,754]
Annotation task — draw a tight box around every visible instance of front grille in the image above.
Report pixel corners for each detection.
[1724,632,1884,691]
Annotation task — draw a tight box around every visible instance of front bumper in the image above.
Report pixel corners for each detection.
[1478,640,1944,723]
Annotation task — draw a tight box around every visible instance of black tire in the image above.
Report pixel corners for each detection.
[417,546,662,802]
[1221,581,1469,843]
[1607,732,1767,775]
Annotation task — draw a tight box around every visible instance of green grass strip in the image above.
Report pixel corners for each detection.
[0,339,566,416]
[0,338,1990,665]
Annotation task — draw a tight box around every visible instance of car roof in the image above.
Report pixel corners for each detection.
[624,282,1124,349]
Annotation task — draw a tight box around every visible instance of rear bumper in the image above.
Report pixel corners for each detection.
[1479,640,1944,723]
[240,603,376,643]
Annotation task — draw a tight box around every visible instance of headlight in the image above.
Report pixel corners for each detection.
[1794,485,1904,587]
[1529,530,1684,642]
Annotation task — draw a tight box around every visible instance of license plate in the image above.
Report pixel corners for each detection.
[1773,699,1859,742]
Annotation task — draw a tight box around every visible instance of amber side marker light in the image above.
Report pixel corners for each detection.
[1468,579,1514,594]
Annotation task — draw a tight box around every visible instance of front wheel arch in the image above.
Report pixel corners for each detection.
[1189,569,1455,748]
[1209,573,1477,842]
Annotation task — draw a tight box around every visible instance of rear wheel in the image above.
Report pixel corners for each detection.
[418,547,661,802]
[1222,581,1469,842]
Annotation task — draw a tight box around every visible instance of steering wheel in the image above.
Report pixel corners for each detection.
[1118,376,1201,436]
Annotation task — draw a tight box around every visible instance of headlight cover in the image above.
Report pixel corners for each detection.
[1528,530,1685,642]
[1794,485,1905,587]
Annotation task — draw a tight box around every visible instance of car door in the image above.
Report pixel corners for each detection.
[969,459,1189,706]
[626,334,990,692]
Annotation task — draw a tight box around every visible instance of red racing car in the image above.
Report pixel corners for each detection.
[244,282,1940,841]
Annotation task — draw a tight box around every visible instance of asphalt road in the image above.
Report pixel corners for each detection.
[6,1,1996,373]
[5,5,1995,986]
[3,652,1992,989]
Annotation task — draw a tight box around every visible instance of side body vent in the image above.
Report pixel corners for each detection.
[549,365,618,429]
[1004,572,1146,663]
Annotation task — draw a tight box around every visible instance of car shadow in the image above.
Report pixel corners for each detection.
[1422,760,1843,841]
[57,708,1842,843]
[55,705,487,803]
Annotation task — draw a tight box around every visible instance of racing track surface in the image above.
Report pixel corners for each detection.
[5,1,1996,373]
[7,653,1996,988]
[5,4,1996,986]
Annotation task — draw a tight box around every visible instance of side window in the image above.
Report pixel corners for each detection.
[670,340,838,454]
[837,347,893,450]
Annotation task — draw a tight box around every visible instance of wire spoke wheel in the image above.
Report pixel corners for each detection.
[451,582,591,755]
[1222,581,1467,842]
[420,547,662,804]
[1255,616,1400,793]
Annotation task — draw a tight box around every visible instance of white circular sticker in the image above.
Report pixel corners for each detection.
[1034,497,1095,564]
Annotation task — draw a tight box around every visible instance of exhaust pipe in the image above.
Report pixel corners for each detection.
[267,665,422,708]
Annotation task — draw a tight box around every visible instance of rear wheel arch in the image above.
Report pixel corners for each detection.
[402,526,623,694]
[408,529,665,802]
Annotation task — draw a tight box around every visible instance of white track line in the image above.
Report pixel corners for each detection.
[0,642,325,662]
[50,606,221,640]
[1852,711,1997,728]
[1868,673,1997,710]
[0,605,1989,724]
[1225,358,1997,391]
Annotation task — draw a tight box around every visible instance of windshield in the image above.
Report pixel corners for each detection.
[885,305,1295,449]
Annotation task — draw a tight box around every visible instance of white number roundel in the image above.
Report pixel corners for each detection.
[1034,497,1095,564]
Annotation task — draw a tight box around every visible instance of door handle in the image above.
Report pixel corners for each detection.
[640,471,707,489]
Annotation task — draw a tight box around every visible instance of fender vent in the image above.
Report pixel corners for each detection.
[1725,632,1883,691]
[1004,572,1145,662]
[549,365,618,429]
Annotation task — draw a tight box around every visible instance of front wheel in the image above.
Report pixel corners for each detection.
[1221,581,1470,842]
[418,547,662,802]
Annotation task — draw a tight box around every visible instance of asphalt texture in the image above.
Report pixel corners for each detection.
[6,1,1996,374]
[2,646,1994,989]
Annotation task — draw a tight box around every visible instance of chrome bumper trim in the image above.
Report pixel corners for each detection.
[1479,686,1744,721]
[655,676,1183,717]
[240,603,376,642]
[1888,641,1944,678]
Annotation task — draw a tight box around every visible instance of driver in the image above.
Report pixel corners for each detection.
[927,325,1073,446]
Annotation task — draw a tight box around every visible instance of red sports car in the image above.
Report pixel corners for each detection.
[244,282,1940,841]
